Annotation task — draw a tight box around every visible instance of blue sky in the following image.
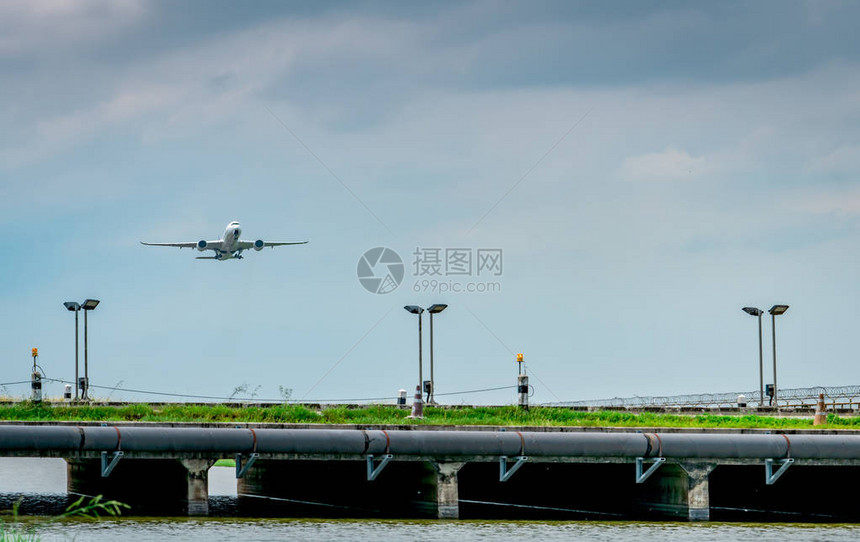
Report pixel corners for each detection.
[2,1,860,404]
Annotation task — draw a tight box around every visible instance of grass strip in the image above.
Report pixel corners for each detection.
[0,402,855,429]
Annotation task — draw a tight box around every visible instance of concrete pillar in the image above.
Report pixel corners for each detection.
[430,462,464,519]
[180,459,216,516]
[636,462,715,521]
[679,462,716,521]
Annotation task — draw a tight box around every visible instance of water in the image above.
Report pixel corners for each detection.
[15,519,860,541]
[0,458,857,540]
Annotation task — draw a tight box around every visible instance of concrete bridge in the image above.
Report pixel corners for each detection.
[2,424,860,521]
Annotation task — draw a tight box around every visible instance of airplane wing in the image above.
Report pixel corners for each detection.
[140,240,224,249]
[236,240,309,249]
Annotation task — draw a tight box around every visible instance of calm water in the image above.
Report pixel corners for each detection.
[15,519,860,542]
[1,458,857,541]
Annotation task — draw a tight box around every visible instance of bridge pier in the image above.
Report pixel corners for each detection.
[637,462,715,521]
[681,462,715,521]
[180,459,215,516]
[431,461,464,519]
[66,458,215,516]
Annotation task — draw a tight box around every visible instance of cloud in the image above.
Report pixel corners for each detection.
[0,14,431,168]
[794,186,860,216]
[619,146,707,182]
[807,144,860,175]
[0,0,147,57]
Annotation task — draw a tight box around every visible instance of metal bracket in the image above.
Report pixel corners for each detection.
[765,458,794,485]
[235,453,259,479]
[499,456,528,482]
[635,457,665,484]
[100,451,123,477]
[367,454,393,481]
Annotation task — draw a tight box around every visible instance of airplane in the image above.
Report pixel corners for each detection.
[141,221,308,260]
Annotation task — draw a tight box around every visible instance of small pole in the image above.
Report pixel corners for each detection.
[429,312,435,405]
[757,313,763,408]
[83,309,89,401]
[517,353,528,410]
[31,348,42,403]
[418,312,423,401]
[74,309,79,401]
[771,312,778,408]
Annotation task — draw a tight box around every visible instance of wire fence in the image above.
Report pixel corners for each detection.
[5,377,860,408]
[547,385,860,409]
[0,377,517,405]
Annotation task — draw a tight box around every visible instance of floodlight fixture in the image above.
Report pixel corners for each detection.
[404,305,424,315]
[742,307,763,317]
[769,305,789,316]
[427,304,448,314]
[82,299,100,310]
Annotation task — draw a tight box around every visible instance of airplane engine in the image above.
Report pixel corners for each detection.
[196,240,208,252]
[253,239,265,251]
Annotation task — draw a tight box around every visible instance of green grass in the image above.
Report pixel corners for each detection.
[0,402,856,429]
[1,495,127,541]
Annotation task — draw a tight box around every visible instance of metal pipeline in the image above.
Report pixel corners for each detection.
[1,426,860,460]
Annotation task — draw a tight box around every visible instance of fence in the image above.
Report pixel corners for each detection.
[548,385,860,409]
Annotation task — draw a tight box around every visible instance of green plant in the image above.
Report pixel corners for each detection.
[0,495,128,541]
[278,386,293,403]
[0,501,39,542]
[61,495,129,519]
[229,383,261,401]
[1,401,859,429]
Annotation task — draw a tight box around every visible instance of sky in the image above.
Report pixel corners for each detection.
[2,0,860,405]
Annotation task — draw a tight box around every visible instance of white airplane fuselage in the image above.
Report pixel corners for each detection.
[141,220,308,260]
[201,221,244,260]
[220,222,242,257]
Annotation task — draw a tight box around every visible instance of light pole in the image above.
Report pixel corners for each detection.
[427,304,448,404]
[81,299,100,401]
[63,302,81,401]
[769,305,789,408]
[742,307,764,407]
[404,306,424,402]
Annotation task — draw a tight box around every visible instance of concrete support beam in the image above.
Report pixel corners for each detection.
[679,462,715,521]
[431,462,464,519]
[635,461,715,521]
[180,459,216,516]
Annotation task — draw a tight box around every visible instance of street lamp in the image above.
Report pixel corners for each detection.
[81,299,100,401]
[742,307,764,407]
[404,306,424,404]
[768,305,789,408]
[426,304,448,404]
[63,302,81,400]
